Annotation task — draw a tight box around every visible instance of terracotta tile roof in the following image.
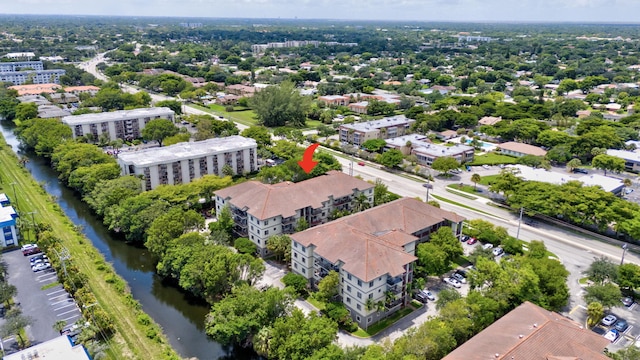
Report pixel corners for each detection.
[64,85,100,92]
[294,222,417,281]
[443,302,610,360]
[291,198,465,281]
[498,141,547,157]
[214,170,373,220]
[478,116,502,126]
[8,83,61,95]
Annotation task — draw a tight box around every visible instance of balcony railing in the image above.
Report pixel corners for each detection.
[282,216,296,225]
[314,259,338,272]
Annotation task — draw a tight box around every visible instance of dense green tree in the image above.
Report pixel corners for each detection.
[51,142,115,183]
[0,281,17,307]
[536,130,576,148]
[250,81,310,127]
[210,205,234,238]
[205,284,294,345]
[142,119,179,147]
[435,288,462,310]
[265,309,339,360]
[416,242,448,276]
[155,100,182,114]
[586,301,604,327]
[234,237,257,255]
[14,102,38,121]
[586,256,618,285]
[85,176,143,215]
[0,308,33,348]
[241,126,272,147]
[584,283,622,308]
[431,156,460,175]
[282,273,307,296]
[592,154,625,176]
[618,263,640,290]
[68,163,122,194]
[267,234,292,262]
[362,139,387,153]
[390,318,456,360]
[377,149,403,168]
[316,270,339,302]
[145,207,204,257]
[429,227,463,261]
[16,118,73,156]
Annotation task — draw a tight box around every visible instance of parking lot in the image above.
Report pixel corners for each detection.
[571,299,640,352]
[2,248,82,347]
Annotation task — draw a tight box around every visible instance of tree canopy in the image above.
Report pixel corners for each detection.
[250,81,310,128]
[142,119,179,146]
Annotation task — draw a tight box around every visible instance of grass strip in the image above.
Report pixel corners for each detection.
[0,135,178,360]
[350,307,414,338]
[431,194,498,218]
[445,187,478,200]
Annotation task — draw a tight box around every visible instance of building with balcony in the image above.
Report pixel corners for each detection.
[214,171,374,257]
[118,136,257,191]
[339,115,415,146]
[291,198,465,328]
[0,194,18,248]
[62,107,175,142]
[0,61,65,85]
[384,134,474,166]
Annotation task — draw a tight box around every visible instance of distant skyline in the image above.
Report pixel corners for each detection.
[3,0,640,23]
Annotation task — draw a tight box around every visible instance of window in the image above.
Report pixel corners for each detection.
[273,227,276,231]
[265,230,269,235]
[368,317,372,323]
[357,292,362,299]
[368,294,373,299]
[302,268,306,274]
[356,304,361,310]
[265,220,269,225]
[294,242,298,248]
[294,263,298,269]
[250,235,254,240]
[251,226,254,230]
[257,240,261,244]
[356,316,361,321]
[294,253,298,258]
[257,230,260,234]
[346,297,351,303]
[357,280,362,287]
[347,274,352,280]
[369,281,374,288]
[347,285,351,292]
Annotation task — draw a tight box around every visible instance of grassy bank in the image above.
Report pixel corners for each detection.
[0,135,178,360]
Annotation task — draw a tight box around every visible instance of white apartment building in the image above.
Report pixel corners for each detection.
[62,107,175,142]
[0,61,44,72]
[214,171,374,257]
[0,204,19,248]
[117,136,257,191]
[339,115,415,146]
[0,69,66,85]
[291,198,465,328]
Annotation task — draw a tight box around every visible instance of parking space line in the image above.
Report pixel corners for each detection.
[51,299,74,306]
[61,314,81,322]
[54,303,76,311]
[39,276,57,283]
[46,289,64,296]
[49,294,68,301]
[58,309,79,316]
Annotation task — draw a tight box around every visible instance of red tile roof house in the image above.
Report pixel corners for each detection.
[497,142,547,158]
[291,198,465,329]
[443,301,610,360]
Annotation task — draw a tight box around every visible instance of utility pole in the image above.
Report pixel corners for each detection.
[621,243,629,266]
[53,247,72,289]
[9,182,18,212]
[27,212,37,242]
[516,207,524,240]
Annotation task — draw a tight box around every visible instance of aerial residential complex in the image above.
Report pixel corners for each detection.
[251,40,358,54]
[62,107,175,142]
[385,134,475,166]
[339,115,415,146]
[0,60,66,85]
[291,198,465,328]
[214,171,374,256]
[117,136,257,191]
[0,193,19,248]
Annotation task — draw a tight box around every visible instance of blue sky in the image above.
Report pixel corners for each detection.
[3,0,640,22]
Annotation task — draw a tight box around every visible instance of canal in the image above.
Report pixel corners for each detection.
[0,121,253,360]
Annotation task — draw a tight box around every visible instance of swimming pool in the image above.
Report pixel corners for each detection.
[465,139,496,150]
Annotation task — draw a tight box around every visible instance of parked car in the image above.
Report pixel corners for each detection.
[466,237,478,245]
[626,188,634,195]
[451,273,466,284]
[415,292,429,304]
[615,319,629,332]
[460,235,469,242]
[622,297,634,307]
[29,254,48,264]
[21,244,41,256]
[604,329,620,342]
[422,183,433,189]
[482,165,491,169]
[443,277,462,288]
[423,291,436,301]
[482,243,494,250]
[493,247,505,257]
[30,258,50,266]
[32,263,51,272]
[455,269,467,278]
[592,326,607,335]
[601,314,618,326]
[573,168,589,174]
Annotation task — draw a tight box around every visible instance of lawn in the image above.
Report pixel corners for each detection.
[470,153,518,165]
[445,187,478,200]
[430,194,499,218]
[306,296,326,311]
[351,307,415,337]
[446,184,487,198]
[0,136,178,360]
[478,174,500,186]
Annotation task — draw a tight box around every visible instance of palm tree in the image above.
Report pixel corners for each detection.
[624,178,632,188]
[587,301,604,327]
[471,173,481,190]
[53,320,67,334]
[353,193,371,213]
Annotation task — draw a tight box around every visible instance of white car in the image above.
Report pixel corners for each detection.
[601,314,617,326]
[32,263,51,272]
[493,247,505,257]
[482,164,491,169]
[482,243,494,250]
[443,277,462,288]
[604,329,620,342]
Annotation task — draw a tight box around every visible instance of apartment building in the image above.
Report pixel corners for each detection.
[412,143,475,167]
[291,198,465,328]
[62,107,175,142]
[607,149,640,173]
[117,136,257,191]
[0,69,66,85]
[0,194,19,248]
[214,171,374,257]
[318,95,350,107]
[0,61,44,72]
[339,115,415,146]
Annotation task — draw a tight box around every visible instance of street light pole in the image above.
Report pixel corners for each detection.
[516,207,524,240]
[621,243,629,266]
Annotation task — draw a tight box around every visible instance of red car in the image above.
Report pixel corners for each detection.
[21,244,41,256]
[466,237,478,245]
[357,161,365,166]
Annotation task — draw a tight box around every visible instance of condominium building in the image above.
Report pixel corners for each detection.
[214,171,374,256]
[0,61,44,72]
[0,194,19,248]
[291,198,465,328]
[62,107,175,142]
[384,134,475,166]
[0,69,66,85]
[339,115,415,146]
[117,136,257,191]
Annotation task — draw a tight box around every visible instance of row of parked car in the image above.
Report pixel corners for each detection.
[22,244,52,272]
[599,314,630,343]
[461,235,505,257]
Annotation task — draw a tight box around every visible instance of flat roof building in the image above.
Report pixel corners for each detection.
[607,149,640,173]
[339,115,414,146]
[508,164,624,194]
[4,335,91,360]
[291,198,465,328]
[0,61,65,85]
[0,205,19,248]
[62,107,175,142]
[118,136,257,191]
[214,171,374,256]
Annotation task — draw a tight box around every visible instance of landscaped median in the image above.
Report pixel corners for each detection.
[0,135,179,360]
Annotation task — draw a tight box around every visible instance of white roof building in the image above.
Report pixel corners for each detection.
[508,165,624,194]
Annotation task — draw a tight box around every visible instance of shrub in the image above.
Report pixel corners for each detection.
[233,237,256,255]
[324,302,354,330]
[137,314,152,326]
[282,273,307,295]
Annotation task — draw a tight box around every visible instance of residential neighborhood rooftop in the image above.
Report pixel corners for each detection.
[215,170,374,220]
[340,115,413,132]
[117,136,257,167]
[508,165,624,193]
[443,301,609,360]
[498,142,547,157]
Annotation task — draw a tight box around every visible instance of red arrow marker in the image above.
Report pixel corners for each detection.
[298,143,320,174]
